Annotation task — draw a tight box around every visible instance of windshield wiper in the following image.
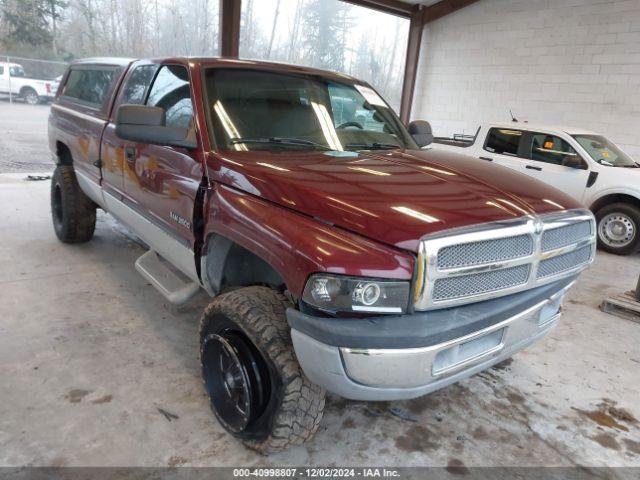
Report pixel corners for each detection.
[596,158,614,166]
[230,137,332,151]
[345,142,400,151]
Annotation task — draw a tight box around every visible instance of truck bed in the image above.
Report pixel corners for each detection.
[433,127,480,149]
[433,137,474,148]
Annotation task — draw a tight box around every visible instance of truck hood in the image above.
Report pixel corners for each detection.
[210,148,580,252]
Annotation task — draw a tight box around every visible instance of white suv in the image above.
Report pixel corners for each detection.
[430,122,640,255]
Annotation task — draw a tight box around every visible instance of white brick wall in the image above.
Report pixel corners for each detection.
[412,0,640,157]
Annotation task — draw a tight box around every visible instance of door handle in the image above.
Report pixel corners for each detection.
[125,146,137,163]
[526,165,542,171]
[479,156,493,162]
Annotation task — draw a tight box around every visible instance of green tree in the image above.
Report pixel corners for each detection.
[299,0,352,72]
[0,0,67,57]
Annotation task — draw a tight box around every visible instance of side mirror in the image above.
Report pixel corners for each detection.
[562,154,588,170]
[408,120,434,148]
[115,104,197,149]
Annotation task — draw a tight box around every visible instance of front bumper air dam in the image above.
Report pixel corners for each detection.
[286,277,576,401]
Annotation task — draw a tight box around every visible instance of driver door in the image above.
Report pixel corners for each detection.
[122,64,203,249]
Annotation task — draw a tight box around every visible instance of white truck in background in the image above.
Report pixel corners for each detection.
[430,122,640,255]
[0,62,59,104]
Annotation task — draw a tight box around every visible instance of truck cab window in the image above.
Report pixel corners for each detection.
[484,128,523,156]
[530,134,578,166]
[63,68,117,107]
[9,66,25,77]
[146,65,193,130]
[121,65,158,104]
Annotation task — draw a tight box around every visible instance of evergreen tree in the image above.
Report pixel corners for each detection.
[299,0,352,72]
[0,0,66,56]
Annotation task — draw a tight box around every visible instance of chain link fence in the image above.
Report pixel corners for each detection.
[2,55,68,103]
[1,56,69,173]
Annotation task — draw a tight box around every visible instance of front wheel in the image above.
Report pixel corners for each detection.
[199,286,325,453]
[596,203,640,255]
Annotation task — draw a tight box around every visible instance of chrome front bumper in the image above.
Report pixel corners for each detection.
[290,281,572,401]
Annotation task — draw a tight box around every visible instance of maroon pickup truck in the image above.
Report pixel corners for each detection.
[48,57,596,452]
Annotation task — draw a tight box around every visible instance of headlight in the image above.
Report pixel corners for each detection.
[302,274,410,314]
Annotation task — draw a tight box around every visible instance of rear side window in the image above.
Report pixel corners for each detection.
[121,65,158,104]
[530,133,579,166]
[63,68,117,107]
[146,65,193,130]
[0,66,4,75]
[484,128,524,156]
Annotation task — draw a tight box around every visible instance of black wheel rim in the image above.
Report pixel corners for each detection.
[53,183,63,224]
[202,330,270,433]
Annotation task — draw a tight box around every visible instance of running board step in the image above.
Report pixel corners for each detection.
[135,250,200,305]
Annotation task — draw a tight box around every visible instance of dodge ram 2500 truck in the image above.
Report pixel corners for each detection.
[0,62,58,104]
[48,57,596,453]
[430,122,640,255]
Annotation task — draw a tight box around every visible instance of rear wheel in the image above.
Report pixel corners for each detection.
[22,87,39,105]
[51,165,97,243]
[596,203,640,255]
[199,286,325,453]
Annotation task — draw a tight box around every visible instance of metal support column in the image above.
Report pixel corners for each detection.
[399,8,423,124]
[220,0,241,58]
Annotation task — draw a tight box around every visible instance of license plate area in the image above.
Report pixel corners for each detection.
[432,328,505,376]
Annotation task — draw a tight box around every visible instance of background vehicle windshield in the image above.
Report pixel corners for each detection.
[204,68,417,152]
[573,134,637,167]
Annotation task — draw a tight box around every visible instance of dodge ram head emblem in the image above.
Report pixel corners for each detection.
[533,218,544,235]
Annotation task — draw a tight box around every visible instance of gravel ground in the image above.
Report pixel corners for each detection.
[0,99,53,173]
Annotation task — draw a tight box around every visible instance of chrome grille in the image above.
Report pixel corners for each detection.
[437,234,533,269]
[538,245,592,278]
[541,220,592,252]
[433,265,530,301]
[414,209,596,310]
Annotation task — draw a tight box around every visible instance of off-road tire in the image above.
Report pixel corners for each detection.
[51,165,96,243]
[199,286,325,453]
[595,202,640,255]
[22,87,40,105]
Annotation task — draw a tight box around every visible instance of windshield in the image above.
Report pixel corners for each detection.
[572,134,637,167]
[9,66,25,77]
[204,68,417,152]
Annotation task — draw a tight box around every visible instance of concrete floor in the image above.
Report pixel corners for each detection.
[1,173,639,468]
[0,101,53,174]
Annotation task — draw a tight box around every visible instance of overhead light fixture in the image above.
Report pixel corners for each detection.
[347,166,390,176]
[220,157,243,167]
[311,101,343,151]
[213,101,247,151]
[256,162,290,172]
[326,196,378,217]
[495,198,530,216]
[391,206,439,223]
[419,165,456,176]
[542,198,564,209]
